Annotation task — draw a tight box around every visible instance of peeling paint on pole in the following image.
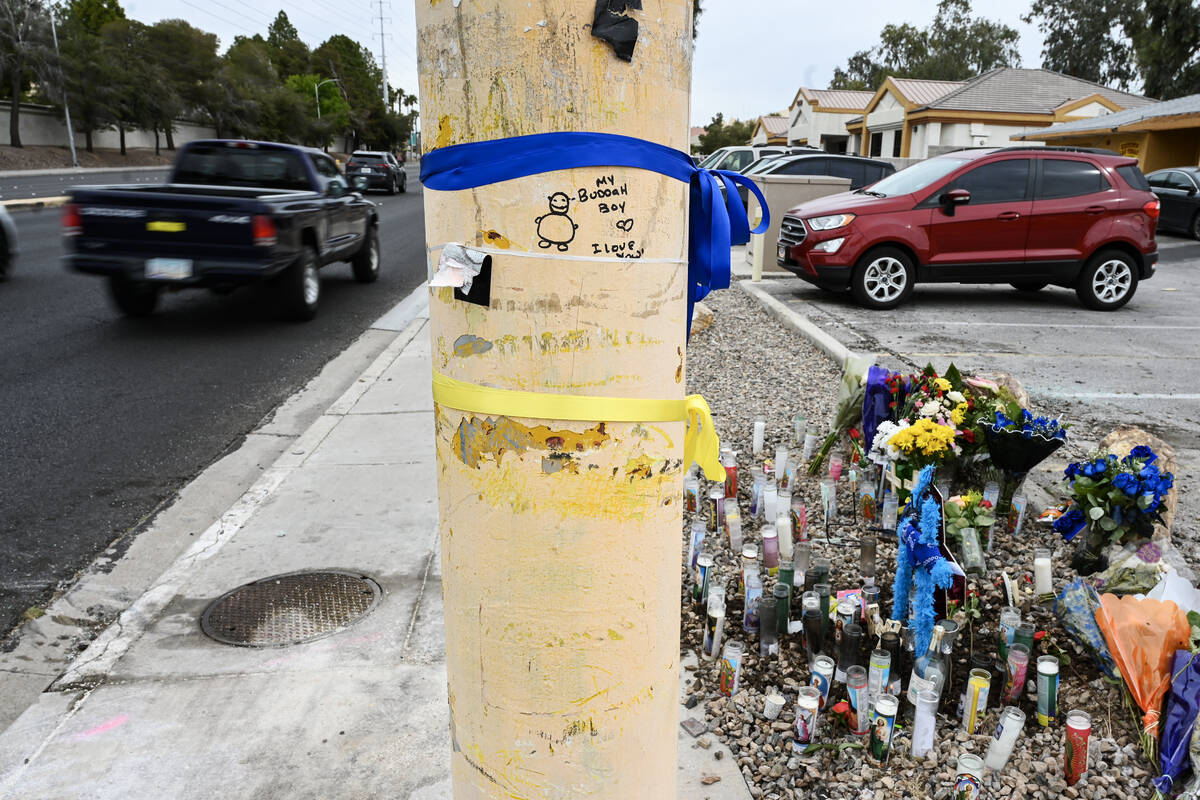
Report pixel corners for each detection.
[416,1,692,796]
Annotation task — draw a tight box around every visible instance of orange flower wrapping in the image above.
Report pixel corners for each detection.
[1095,594,1191,740]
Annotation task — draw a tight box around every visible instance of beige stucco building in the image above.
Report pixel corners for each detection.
[787,88,874,152]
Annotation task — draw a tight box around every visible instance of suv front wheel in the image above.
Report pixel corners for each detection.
[851,247,915,310]
[1076,248,1138,311]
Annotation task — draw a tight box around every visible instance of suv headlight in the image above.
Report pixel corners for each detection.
[807,213,856,231]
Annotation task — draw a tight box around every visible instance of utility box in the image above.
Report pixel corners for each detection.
[745,175,851,263]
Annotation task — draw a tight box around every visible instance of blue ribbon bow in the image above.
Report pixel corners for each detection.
[419,131,770,335]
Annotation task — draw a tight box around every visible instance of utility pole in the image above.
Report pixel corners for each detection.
[416,2,693,797]
[372,0,390,109]
[48,10,78,169]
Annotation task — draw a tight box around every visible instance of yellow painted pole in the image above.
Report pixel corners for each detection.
[415,2,693,798]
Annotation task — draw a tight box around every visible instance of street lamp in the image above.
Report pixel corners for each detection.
[314,79,341,120]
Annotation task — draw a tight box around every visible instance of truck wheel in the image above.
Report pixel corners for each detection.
[1075,248,1137,311]
[351,227,380,284]
[280,246,320,321]
[850,247,914,310]
[107,276,159,317]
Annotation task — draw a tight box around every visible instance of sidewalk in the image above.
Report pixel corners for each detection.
[0,290,749,800]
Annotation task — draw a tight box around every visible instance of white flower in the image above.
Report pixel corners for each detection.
[919,402,941,418]
[869,420,908,462]
[947,391,965,404]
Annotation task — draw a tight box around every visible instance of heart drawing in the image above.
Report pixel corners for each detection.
[616,218,634,232]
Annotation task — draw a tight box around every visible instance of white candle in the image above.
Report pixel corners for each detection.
[774,447,789,485]
[1034,549,1053,596]
[776,515,793,563]
[763,485,778,522]
[752,418,766,457]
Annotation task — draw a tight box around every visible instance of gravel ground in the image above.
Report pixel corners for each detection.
[682,289,1160,800]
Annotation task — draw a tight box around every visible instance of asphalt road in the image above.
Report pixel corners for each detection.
[0,168,170,201]
[759,233,1200,550]
[0,170,427,635]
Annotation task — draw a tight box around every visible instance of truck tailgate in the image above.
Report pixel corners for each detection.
[69,186,309,259]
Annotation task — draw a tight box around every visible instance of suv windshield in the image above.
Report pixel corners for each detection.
[866,156,968,197]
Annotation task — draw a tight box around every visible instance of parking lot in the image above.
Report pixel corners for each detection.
[757,233,1200,544]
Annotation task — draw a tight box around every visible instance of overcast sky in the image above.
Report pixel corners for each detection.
[121,0,1043,130]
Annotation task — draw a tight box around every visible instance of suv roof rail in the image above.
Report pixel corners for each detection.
[998,145,1121,156]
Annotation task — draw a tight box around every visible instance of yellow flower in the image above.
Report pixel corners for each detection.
[950,402,967,426]
[887,418,956,457]
[933,377,952,392]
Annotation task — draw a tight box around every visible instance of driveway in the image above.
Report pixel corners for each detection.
[755,233,1200,549]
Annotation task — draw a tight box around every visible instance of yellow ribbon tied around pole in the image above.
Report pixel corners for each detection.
[432,371,725,482]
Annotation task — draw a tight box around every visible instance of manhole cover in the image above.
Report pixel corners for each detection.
[200,570,382,648]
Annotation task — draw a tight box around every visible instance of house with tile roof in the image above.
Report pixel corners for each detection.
[750,114,789,146]
[787,87,875,152]
[1012,92,1200,171]
[845,68,1156,159]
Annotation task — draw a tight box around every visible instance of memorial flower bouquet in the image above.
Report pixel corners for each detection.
[979,402,1067,515]
[944,490,997,546]
[1054,445,1175,574]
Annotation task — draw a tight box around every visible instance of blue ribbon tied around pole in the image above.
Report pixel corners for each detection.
[419,132,770,334]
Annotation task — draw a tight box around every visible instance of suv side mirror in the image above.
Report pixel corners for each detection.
[939,188,971,216]
[351,175,369,192]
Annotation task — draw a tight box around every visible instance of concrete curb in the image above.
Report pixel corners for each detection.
[739,279,870,371]
[41,283,429,689]
[1,195,69,211]
[0,165,169,179]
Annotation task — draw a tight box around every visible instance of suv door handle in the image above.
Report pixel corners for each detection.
[1084,206,1106,215]
[997,211,1021,221]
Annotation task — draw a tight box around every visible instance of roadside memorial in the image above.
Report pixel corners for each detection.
[679,291,1192,799]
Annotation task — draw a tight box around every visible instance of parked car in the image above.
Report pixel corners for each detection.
[1146,167,1200,239]
[747,153,895,189]
[346,150,407,194]
[64,139,380,321]
[0,204,15,281]
[777,146,1159,311]
[697,146,790,173]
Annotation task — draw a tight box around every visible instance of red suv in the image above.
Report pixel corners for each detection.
[777,147,1159,310]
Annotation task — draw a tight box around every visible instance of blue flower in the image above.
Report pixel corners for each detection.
[1130,445,1158,465]
[1065,461,1082,479]
[1113,472,1140,496]
[1054,508,1086,541]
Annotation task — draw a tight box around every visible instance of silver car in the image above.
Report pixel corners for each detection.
[0,204,16,280]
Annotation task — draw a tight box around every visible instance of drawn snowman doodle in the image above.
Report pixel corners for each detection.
[535,192,578,251]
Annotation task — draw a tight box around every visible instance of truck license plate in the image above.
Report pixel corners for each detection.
[146,258,193,280]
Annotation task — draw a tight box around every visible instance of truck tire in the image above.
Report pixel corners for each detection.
[107,276,160,317]
[351,226,380,284]
[279,246,320,321]
[1075,248,1137,311]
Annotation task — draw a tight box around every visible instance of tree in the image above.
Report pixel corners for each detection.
[313,34,387,151]
[830,0,1020,89]
[1024,0,1200,99]
[143,20,218,148]
[1123,0,1200,99]
[62,0,122,35]
[266,10,310,79]
[696,113,755,153]
[1022,0,1136,90]
[0,0,53,147]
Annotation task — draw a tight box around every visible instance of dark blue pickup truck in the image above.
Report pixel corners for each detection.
[64,140,381,320]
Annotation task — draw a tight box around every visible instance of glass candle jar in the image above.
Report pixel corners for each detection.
[1004,642,1031,704]
[985,706,1026,771]
[772,581,791,637]
[870,693,899,761]
[1064,709,1091,785]
[794,685,820,748]
[953,753,984,799]
[810,654,836,710]
[911,689,939,758]
[752,416,765,457]
[882,494,899,532]
[758,596,778,659]
[847,665,870,735]
[762,529,780,574]
[1036,655,1060,727]
[776,513,793,563]
[998,606,1021,659]
[763,484,779,523]
[1034,547,1053,596]
[719,640,744,697]
[860,536,877,585]
[793,541,812,585]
